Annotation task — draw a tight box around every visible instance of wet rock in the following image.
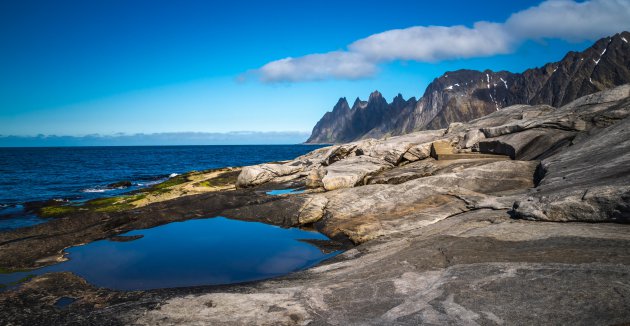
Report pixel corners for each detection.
[106,181,133,189]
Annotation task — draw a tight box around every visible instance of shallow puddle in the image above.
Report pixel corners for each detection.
[54,297,77,308]
[0,217,340,291]
[266,188,305,195]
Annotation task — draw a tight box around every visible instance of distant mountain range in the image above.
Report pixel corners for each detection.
[306,31,630,143]
[0,131,311,147]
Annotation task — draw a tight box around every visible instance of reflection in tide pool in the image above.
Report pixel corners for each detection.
[0,217,340,290]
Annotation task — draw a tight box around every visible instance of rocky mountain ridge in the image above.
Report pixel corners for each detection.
[307,31,630,143]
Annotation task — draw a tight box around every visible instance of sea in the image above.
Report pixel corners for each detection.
[0,144,343,290]
[0,145,326,229]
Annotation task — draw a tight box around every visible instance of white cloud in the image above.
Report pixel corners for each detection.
[256,51,377,82]
[349,22,512,62]
[253,0,630,83]
[505,0,630,41]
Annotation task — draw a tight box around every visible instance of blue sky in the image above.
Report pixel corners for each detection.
[1,0,629,143]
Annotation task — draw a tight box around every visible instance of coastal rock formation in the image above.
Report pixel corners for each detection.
[307,31,630,143]
[237,85,630,238]
[1,86,630,325]
[133,85,630,324]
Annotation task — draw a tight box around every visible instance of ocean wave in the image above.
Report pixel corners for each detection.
[136,179,164,187]
[169,173,179,178]
[81,188,113,193]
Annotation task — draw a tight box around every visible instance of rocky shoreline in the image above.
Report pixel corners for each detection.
[1,86,630,325]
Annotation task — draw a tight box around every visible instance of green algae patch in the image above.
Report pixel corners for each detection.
[36,168,240,218]
[86,197,121,207]
[149,174,190,190]
[39,205,80,218]
[37,192,154,218]
[195,170,239,188]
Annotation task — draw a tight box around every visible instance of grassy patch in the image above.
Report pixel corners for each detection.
[86,197,121,207]
[127,193,147,202]
[93,202,135,212]
[196,171,239,188]
[39,205,79,218]
[150,174,189,190]
[39,193,150,217]
[36,172,202,218]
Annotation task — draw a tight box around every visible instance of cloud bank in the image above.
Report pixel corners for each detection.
[253,0,630,82]
[0,131,311,147]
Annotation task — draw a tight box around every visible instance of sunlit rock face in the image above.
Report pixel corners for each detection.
[237,85,630,241]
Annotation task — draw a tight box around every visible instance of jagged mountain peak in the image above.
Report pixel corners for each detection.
[368,90,383,101]
[392,93,405,103]
[307,32,630,143]
[332,97,350,112]
[352,97,367,110]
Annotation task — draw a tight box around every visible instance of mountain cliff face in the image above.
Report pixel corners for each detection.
[306,31,630,143]
[306,91,416,143]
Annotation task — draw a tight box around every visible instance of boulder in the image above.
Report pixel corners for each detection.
[320,156,393,191]
[402,142,432,162]
[356,129,445,165]
[236,163,302,188]
[297,195,328,224]
[106,180,133,189]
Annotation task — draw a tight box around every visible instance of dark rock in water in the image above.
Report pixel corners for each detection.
[107,181,133,189]
[307,31,630,143]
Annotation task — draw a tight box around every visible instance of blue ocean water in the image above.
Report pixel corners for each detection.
[0,145,342,290]
[0,217,340,290]
[0,145,325,230]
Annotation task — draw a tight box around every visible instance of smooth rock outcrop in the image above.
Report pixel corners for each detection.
[321,156,393,191]
[511,115,630,222]
[236,163,302,188]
